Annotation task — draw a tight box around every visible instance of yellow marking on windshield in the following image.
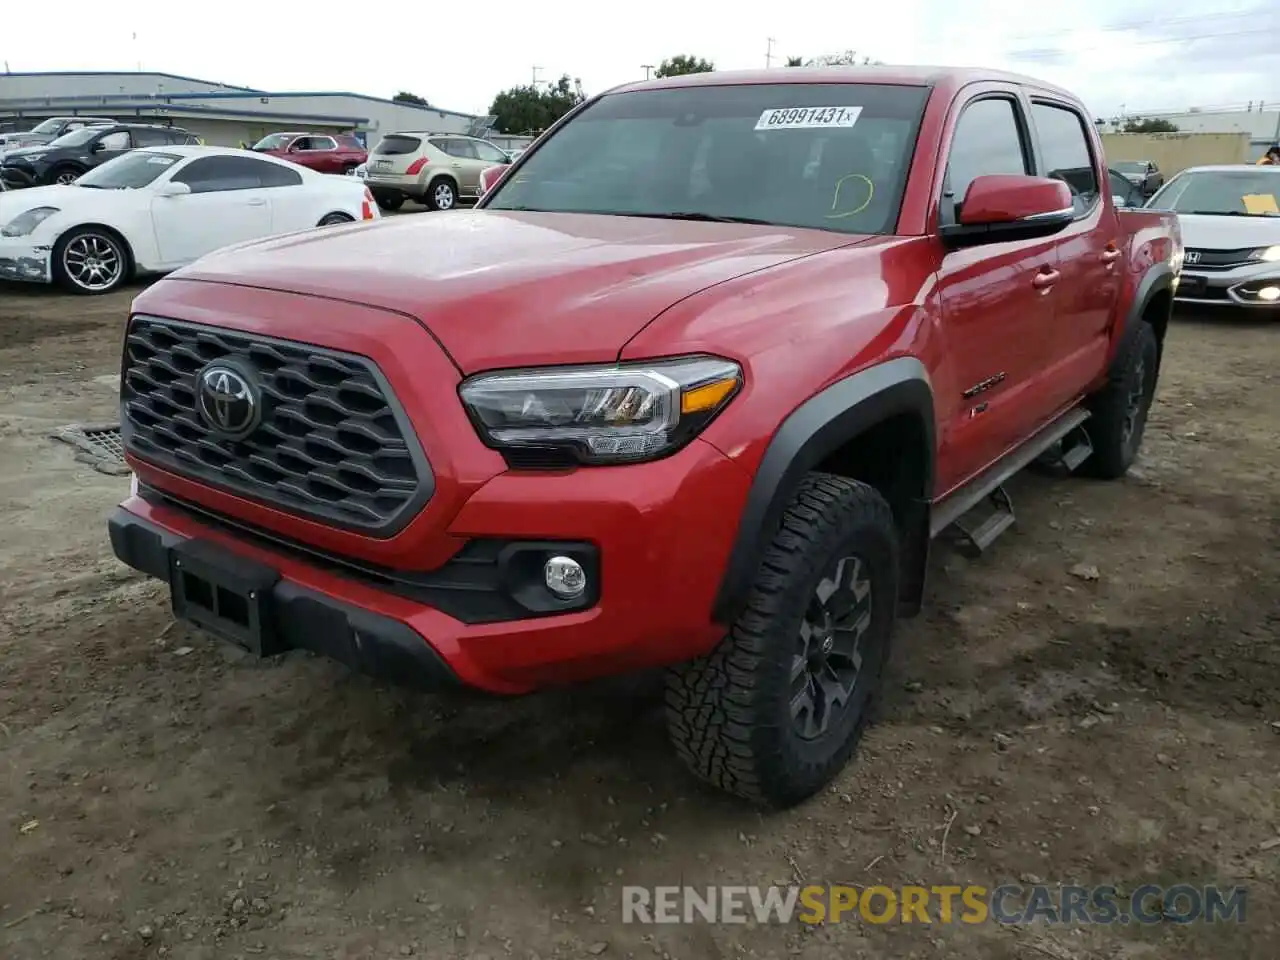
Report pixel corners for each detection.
[825,174,874,219]
[1241,193,1279,215]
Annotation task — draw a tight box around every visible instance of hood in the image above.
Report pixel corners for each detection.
[1177,212,1280,250]
[1,144,55,161]
[172,210,865,372]
[0,184,84,217]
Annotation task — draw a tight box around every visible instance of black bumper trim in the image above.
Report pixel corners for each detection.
[108,508,461,691]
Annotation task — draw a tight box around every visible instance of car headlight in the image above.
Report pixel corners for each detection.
[1,206,60,237]
[21,152,46,164]
[458,356,743,465]
[1250,245,1280,262]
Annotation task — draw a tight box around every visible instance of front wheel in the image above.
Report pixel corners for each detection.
[50,166,82,186]
[425,178,457,211]
[665,473,899,808]
[51,227,130,295]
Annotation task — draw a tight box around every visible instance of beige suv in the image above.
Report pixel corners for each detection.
[364,132,511,211]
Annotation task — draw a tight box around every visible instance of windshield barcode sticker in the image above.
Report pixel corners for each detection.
[755,106,862,130]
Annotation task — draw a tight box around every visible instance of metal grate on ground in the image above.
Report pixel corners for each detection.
[50,422,131,476]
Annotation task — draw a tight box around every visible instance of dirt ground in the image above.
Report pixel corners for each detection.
[0,277,1276,960]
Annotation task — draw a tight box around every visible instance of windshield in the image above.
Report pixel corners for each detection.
[77,151,181,189]
[30,119,65,135]
[1114,161,1146,173]
[1146,169,1280,216]
[252,134,295,151]
[47,126,106,149]
[484,82,929,235]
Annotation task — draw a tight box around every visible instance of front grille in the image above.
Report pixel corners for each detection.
[1183,247,1257,271]
[122,316,433,536]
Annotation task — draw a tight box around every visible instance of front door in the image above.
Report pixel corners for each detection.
[151,156,274,264]
[444,139,485,197]
[933,93,1063,496]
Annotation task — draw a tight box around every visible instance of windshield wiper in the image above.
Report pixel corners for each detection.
[616,211,777,226]
[1185,210,1276,217]
[77,183,104,189]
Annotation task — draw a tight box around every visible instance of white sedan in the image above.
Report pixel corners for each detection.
[0,145,379,294]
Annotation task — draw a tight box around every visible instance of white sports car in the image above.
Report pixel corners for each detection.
[0,145,379,294]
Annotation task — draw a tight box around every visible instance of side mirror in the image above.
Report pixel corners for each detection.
[155,180,191,198]
[90,141,106,153]
[478,163,511,198]
[940,175,1075,248]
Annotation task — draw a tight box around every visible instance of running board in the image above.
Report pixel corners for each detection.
[931,406,1092,542]
[1033,423,1095,474]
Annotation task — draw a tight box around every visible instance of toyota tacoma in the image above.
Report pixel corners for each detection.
[109,67,1182,808]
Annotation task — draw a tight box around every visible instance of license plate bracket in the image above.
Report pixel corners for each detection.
[170,540,282,656]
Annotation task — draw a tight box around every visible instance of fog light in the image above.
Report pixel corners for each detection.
[544,555,586,599]
[1256,286,1280,302]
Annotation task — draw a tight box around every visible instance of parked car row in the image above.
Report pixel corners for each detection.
[0,145,377,294]
[1,123,200,189]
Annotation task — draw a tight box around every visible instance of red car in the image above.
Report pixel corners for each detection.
[250,132,367,174]
[111,67,1180,808]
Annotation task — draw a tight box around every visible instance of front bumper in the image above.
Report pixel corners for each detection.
[1175,263,1280,308]
[0,235,52,283]
[112,437,749,695]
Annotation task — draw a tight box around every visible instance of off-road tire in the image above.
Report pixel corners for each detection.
[1082,320,1159,479]
[665,473,899,808]
[374,193,404,211]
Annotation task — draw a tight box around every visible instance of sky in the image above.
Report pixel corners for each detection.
[4,0,1277,119]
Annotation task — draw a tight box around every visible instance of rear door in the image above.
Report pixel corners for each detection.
[438,138,484,195]
[151,155,275,263]
[295,135,340,172]
[933,91,1063,494]
[1027,98,1120,414]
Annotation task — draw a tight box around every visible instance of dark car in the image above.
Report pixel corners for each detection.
[0,116,116,152]
[1113,159,1164,197]
[1107,168,1146,208]
[0,123,198,189]
[249,132,368,174]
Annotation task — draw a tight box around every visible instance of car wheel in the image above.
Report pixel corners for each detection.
[1082,320,1159,479]
[374,193,404,211]
[318,212,356,226]
[426,178,457,211]
[51,166,82,186]
[51,227,130,295]
[665,473,899,808]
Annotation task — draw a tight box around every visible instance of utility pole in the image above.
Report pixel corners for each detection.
[641,64,654,80]
[531,66,542,89]
[766,37,776,68]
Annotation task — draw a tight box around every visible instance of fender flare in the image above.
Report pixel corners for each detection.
[1119,262,1174,350]
[711,356,935,625]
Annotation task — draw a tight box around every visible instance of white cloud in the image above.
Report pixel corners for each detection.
[3,0,1275,117]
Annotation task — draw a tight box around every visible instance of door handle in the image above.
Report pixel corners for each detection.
[1101,249,1121,263]
[1032,268,1060,289]
[246,198,267,206]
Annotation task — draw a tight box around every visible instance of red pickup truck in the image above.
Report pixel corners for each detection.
[249,132,367,174]
[110,67,1181,808]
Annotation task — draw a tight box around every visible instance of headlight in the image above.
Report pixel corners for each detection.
[1,206,60,237]
[1251,245,1280,262]
[458,356,742,465]
[21,152,46,164]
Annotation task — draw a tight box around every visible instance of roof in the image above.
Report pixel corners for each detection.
[0,71,479,121]
[1178,163,1280,173]
[606,65,1080,101]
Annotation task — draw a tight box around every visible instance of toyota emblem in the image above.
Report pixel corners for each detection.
[196,363,261,440]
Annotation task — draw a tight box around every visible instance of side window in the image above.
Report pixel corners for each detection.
[943,97,1028,223]
[133,128,170,147]
[474,141,508,163]
[309,136,337,151]
[256,160,303,188]
[174,156,268,193]
[428,137,452,155]
[1031,101,1099,213]
[98,131,132,151]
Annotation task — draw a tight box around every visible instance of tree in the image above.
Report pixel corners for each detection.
[655,55,715,78]
[392,91,430,106]
[488,74,584,136]
[785,56,805,67]
[798,50,882,66]
[1122,117,1178,133]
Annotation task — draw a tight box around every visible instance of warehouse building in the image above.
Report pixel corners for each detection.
[0,71,493,148]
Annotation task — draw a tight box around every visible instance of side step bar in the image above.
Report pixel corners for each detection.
[930,406,1092,550]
